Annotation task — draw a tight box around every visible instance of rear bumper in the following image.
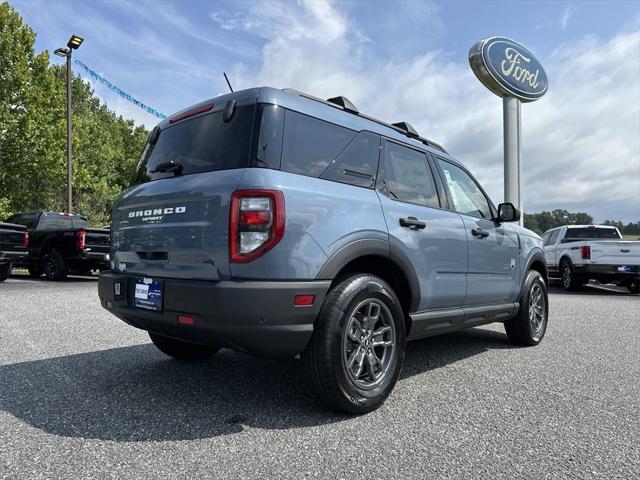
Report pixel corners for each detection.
[0,251,27,264]
[70,251,110,269]
[574,264,640,283]
[98,272,330,358]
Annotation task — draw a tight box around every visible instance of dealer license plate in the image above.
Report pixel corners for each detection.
[134,278,163,311]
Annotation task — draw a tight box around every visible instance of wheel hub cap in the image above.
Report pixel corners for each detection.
[342,299,396,389]
[528,283,546,335]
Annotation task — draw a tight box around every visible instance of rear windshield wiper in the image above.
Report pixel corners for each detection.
[150,160,183,175]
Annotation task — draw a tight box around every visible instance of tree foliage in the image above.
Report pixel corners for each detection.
[524,210,594,235]
[0,2,148,225]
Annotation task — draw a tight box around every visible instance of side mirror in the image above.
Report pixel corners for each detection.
[497,202,521,222]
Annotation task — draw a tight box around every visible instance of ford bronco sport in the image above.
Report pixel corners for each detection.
[98,87,549,414]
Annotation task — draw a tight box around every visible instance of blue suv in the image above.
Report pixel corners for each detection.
[98,87,549,414]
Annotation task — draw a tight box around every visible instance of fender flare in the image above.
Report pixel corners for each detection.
[315,239,421,313]
[520,249,548,297]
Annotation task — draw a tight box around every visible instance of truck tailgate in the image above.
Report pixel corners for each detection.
[0,223,27,253]
[589,241,640,265]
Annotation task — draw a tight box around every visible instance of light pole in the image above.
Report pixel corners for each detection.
[54,34,83,214]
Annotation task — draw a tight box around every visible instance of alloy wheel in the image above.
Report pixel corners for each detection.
[342,299,396,389]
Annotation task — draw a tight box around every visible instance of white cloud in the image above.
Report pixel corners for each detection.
[215,0,639,222]
[561,4,576,30]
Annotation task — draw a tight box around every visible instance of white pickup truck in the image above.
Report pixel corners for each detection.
[542,225,640,293]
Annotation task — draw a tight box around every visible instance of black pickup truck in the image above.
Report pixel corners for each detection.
[5,212,110,280]
[0,222,29,282]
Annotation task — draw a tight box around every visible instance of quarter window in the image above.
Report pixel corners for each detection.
[281,110,356,178]
[438,160,492,219]
[320,131,380,188]
[383,142,439,208]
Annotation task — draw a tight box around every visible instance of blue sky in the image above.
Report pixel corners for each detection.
[12,0,640,222]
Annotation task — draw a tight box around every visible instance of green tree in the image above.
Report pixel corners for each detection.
[0,2,148,225]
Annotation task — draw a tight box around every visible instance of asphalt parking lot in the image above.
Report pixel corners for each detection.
[0,274,638,479]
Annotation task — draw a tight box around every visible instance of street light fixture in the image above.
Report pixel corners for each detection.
[56,34,83,214]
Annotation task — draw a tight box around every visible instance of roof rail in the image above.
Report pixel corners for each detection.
[327,96,359,114]
[281,88,447,153]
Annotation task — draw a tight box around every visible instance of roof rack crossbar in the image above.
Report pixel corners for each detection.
[281,88,447,153]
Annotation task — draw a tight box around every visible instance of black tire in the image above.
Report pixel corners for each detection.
[149,332,220,360]
[0,262,11,282]
[505,270,549,346]
[302,274,406,414]
[628,280,640,294]
[43,251,68,281]
[560,259,581,291]
[28,265,44,278]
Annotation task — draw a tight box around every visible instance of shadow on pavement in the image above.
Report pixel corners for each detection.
[0,328,512,441]
[548,280,637,296]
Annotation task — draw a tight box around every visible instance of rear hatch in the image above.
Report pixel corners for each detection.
[111,94,257,281]
[0,223,27,253]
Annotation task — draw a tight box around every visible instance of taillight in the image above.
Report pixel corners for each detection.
[76,230,86,250]
[23,232,29,249]
[580,245,591,260]
[229,190,285,263]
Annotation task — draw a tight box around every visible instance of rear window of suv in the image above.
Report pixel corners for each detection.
[135,104,256,183]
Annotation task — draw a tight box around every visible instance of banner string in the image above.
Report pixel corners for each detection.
[73,58,167,120]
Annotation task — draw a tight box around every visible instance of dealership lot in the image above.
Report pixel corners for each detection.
[1,275,638,479]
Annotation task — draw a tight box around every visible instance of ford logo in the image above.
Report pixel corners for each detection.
[469,37,548,102]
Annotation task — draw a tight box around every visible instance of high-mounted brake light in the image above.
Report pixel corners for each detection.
[23,231,29,249]
[229,190,285,263]
[169,102,214,124]
[76,230,86,250]
[580,245,591,260]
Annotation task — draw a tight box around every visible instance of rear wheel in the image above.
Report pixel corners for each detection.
[44,251,68,281]
[302,274,406,414]
[149,332,220,360]
[505,270,549,346]
[629,280,640,294]
[560,259,582,291]
[0,262,11,282]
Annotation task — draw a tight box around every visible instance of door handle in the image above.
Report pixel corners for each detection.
[399,217,426,230]
[471,228,490,238]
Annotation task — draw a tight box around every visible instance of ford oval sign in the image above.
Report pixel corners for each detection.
[469,37,548,102]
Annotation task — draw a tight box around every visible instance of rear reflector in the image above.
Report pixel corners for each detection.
[178,315,195,325]
[294,295,315,306]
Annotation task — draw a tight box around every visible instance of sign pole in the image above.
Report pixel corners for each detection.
[503,96,523,226]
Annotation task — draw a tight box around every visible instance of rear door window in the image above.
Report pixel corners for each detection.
[135,104,256,183]
[281,110,356,178]
[18,213,38,229]
[382,141,440,208]
[548,230,560,245]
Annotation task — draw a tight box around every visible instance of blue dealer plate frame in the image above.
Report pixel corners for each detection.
[134,278,164,311]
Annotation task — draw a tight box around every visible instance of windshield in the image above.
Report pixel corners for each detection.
[564,227,621,241]
[134,104,256,184]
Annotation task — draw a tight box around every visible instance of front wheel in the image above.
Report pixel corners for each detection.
[628,280,640,294]
[505,270,549,346]
[149,332,220,360]
[302,274,406,414]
